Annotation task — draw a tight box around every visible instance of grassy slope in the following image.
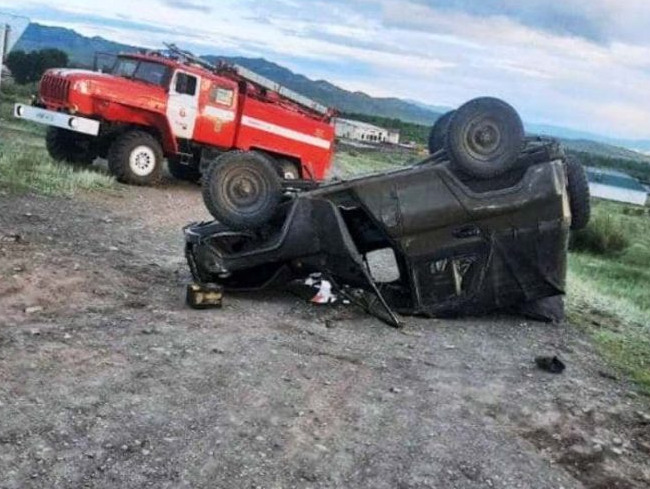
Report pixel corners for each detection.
[0,85,114,196]
[567,200,650,392]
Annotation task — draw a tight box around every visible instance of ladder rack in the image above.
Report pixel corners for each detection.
[165,43,330,116]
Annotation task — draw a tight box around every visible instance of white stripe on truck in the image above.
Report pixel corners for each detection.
[241,116,331,150]
[203,106,236,121]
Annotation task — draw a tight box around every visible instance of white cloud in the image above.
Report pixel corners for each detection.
[2,0,650,138]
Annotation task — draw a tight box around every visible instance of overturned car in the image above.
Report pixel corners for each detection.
[184,98,590,326]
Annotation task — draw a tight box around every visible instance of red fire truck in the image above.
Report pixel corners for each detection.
[13,45,336,191]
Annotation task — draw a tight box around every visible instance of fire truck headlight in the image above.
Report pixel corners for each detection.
[68,117,79,129]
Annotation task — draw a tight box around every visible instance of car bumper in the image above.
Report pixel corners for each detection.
[13,104,100,136]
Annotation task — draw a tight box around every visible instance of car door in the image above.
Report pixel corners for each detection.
[167,70,200,139]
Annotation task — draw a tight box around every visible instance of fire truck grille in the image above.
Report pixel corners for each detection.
[40,74,71,104]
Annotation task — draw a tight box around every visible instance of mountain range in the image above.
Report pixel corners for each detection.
[13,23,650,157]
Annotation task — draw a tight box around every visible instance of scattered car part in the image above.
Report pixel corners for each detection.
[186,283,223,309]
[535,356,566,374]
[185,130,578,326]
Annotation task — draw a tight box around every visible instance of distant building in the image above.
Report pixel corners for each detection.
[334,118,400,145]
[586,167,648,206]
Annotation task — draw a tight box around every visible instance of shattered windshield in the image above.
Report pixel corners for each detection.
[112,58,170,87]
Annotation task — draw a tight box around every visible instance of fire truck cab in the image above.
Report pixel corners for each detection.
[14,46,336,187]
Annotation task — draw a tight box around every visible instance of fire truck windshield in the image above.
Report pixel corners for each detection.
[112,58,170,87]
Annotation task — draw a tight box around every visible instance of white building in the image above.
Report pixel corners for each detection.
[586,167,648,206]
[334,118,400,145]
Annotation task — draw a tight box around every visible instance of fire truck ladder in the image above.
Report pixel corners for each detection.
[164,43,330,116]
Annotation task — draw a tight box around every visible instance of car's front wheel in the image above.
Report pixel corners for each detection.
[108,130,164,185]
[202,151,281,230]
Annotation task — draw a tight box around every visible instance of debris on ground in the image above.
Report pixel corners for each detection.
[535,355,566,374]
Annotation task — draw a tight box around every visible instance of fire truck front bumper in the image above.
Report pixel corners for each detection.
[14,104,100,136]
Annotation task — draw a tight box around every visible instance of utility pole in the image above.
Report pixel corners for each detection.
[0,23,9,93]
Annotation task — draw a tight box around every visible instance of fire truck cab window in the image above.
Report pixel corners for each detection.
[175,72,197,96]
[210,86,234,106]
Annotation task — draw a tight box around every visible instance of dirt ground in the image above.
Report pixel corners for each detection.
[1,178,649,489]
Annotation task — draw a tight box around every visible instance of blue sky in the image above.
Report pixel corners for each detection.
[2,0,650,139]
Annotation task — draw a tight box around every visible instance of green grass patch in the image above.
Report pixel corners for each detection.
[0,84,114,196]
[334,149,415,177]
[570,213,630,255]
[567,199,650,394]
[0,140,114,197]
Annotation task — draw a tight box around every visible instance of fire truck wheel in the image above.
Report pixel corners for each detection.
[428,110,454,155]
[168,157,201,183]
[446,97,524,179]
[202,151,281,230]
[108,131,164,185]
[45,127,96,166]
[565,155,591,231]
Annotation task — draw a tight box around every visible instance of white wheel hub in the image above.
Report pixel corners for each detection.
[129,145,156,177]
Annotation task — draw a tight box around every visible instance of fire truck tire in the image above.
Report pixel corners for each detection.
[45,127,95,166]
[428,110,454,155]
[108,131,164,185]
[565,155,591,231]
[168,157,201,183]
[202,151,281,230]
[446,97,524,179]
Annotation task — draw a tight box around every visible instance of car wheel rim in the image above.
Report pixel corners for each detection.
[464,118,502,161]
[222,168,267,215]
[129,146,156,176]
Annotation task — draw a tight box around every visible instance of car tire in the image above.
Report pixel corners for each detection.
[45,127,95,167]
[108,130,164,185]
[168,156,201,183]
[565,155,591,231]
[428,110,455,155]
[202,151,281,230]
[446,97,524,179]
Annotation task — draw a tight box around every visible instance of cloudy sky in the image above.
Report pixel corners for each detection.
[2,0,650,139]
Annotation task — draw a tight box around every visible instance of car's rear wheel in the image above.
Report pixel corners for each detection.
[202,151,281,230]
[565,155,591,230]
[45,127,96,167]
[108,130,164,185]
[446,97,524,179]
[428,110,455,155]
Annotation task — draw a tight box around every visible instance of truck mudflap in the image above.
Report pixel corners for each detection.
[184,156,571,327]
[14,104,100,136]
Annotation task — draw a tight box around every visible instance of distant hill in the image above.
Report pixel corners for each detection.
[13,23,650,155]
[560,139,650,164]
[15,24,137,67]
